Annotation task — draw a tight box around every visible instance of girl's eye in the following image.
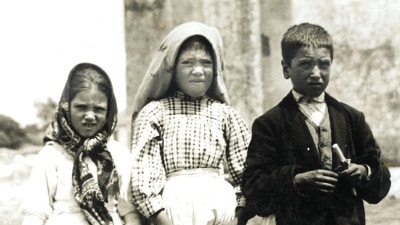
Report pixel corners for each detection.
[180,60,193,65]
[73,104,87,110]
[202,59,213,67]
[95,106,107,112]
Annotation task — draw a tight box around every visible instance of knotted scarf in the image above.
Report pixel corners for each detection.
[44,63,119,225]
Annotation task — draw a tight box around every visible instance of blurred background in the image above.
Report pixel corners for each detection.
[1,0,399,224]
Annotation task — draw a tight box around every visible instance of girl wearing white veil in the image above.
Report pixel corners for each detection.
[130,22,250,225]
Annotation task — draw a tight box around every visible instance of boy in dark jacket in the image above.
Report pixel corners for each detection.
[241,23,391,225]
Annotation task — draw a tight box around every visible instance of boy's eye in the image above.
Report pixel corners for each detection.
[319,61,331,69]
[299,61,312,68]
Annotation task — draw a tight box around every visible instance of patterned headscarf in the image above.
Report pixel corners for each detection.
[44,63,119,225]
[131,21,230,122]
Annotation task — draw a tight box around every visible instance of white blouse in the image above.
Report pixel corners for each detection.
[19,140,136,225]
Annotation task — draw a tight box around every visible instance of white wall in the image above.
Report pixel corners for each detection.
[0,0,126,126]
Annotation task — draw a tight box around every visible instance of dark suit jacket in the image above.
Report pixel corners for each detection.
[241,92,391,225]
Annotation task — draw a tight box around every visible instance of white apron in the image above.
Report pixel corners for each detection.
[163,168,236,225]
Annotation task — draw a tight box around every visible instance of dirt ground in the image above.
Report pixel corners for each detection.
[1,145,399,225]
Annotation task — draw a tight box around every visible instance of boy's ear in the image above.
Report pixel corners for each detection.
[281,60,290,79]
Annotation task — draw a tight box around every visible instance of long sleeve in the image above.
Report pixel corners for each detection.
[131,94,251,217]
[131,102,166,218]
[224,106,250,206]
[107,140,141,220]
[19,144,58,225]
[224,107,250,185]
[108,140,144,225]
[241,93,392,224]
[346,111,391,203]
[241,114,283,216]
[118,184,144,225]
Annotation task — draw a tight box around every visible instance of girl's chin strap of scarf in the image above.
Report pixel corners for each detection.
[72,133,119,225]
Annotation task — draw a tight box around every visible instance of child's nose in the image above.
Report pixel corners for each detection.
[84,111,95,121]
[192,66,204,75]
[310,65,322,77]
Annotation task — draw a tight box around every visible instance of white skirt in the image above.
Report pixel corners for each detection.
[163,168,237,225]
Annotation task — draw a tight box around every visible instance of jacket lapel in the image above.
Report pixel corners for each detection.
[280,93,322,169]
[326,94,350,168]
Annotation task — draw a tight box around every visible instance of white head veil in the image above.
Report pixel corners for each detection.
[131,21,230,121]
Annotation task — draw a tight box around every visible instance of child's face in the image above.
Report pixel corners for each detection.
[174,45,213,97]
[70,88,108,138]
[283,46,331,97]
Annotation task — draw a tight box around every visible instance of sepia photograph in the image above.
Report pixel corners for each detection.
[0,0,399,224]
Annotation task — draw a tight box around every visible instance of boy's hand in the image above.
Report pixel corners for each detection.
[294,169,338,195]
[339,163,367,187]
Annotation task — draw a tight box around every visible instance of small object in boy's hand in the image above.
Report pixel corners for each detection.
[334,160,349,173]
[332,143,350,173]
[332,143,357,196]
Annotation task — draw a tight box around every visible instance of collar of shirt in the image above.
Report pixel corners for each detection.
[292,90,326,126]
[292,90,325,104]
[173,90,205,102]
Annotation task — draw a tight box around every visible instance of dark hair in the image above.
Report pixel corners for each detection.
[281,23,334,65]
[176,35,214,61]
[68,63,113,102]
[169,35,216,94]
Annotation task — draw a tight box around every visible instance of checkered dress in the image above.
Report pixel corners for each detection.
[131,91,250,218]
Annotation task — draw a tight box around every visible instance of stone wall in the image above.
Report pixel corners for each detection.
[122,0,292,144]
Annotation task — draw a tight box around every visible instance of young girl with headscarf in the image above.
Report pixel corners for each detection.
[130,22,251,225]
[19,63,142,225]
